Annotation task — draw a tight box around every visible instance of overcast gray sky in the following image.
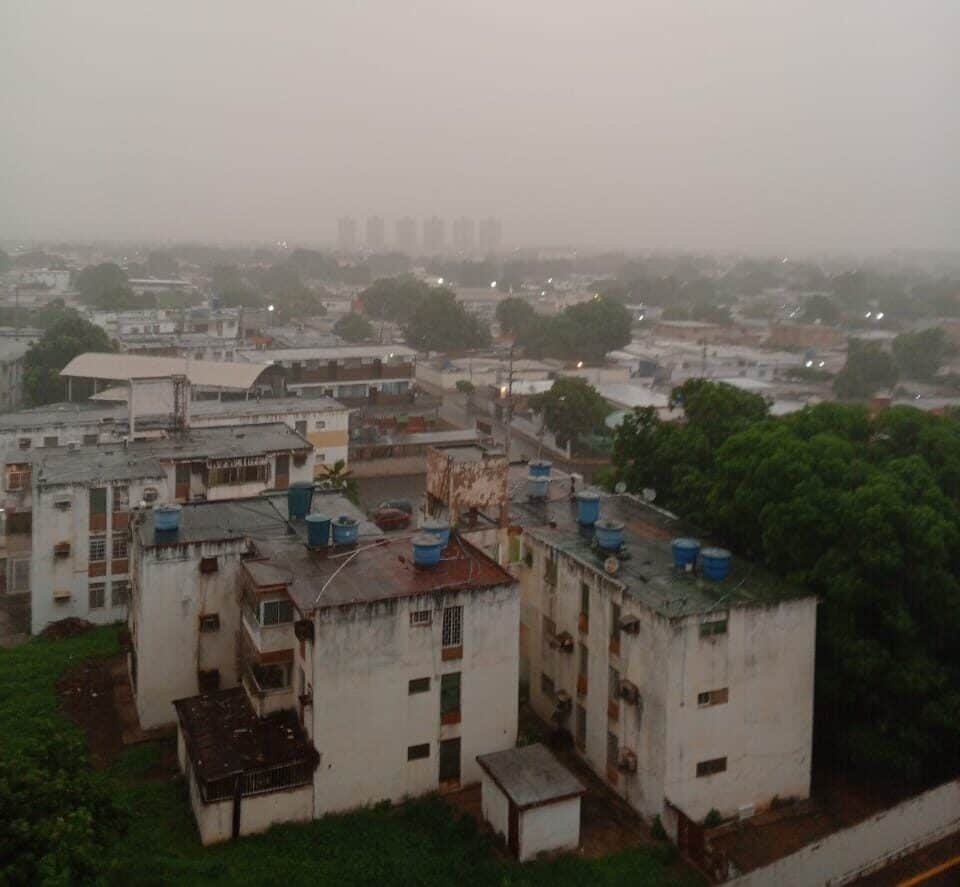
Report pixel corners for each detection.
[1,0,957,252]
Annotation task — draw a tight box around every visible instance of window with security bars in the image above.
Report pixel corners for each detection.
[410,610,432,627]
[112,533,128,559]
[111,581,130,608]
[89,536,106,562]
[208,462,269,486]
[260,598,295,626]
[442,606,462,648]
[89,582,106,609]
[11,559,30,592]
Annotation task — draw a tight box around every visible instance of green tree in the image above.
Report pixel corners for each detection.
[495,296,537,335]
[318,458,359,505]
[801,293,841,325]
[333,312,374,343]
[520,297,631,362]
[833,339,899,399]
[23,314,114,405]
[892,328,950,381]
[75,263,128,304]
[360,275,432,324]
[217,287,264,308]
[404,290,491,352]
[529,377,609,452]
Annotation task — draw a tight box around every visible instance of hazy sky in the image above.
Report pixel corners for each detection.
[1,1,958,252]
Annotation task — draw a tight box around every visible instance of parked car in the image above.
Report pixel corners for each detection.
[376,498,413,515]
[371,507,411,531]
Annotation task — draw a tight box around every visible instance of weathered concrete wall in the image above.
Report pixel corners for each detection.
[727,778,960,887]
[480,773,510,841]
[349,455,427,477]
[520,797,581,862]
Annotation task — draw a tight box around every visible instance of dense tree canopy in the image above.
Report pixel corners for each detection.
[360,275,433,324]
[833,339,899,399]
[75,263,131,306]
[495,297,537,335]
[892,328,950,381]
[404,290,491,352]
[519,297,631,362]
[24,312,114,405]
[801,293,841,325]
[529,377,610,451]
[333,312,374,343]
[609,381,960,782]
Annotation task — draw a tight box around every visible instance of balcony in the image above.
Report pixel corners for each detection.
[242,608,295,655]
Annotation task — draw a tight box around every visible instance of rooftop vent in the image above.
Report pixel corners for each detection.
[671,537,701,570]
[527,474,549,501]
[595,519,625,552]
[411,533,443,568]
[154,504,182,533]
[701,547,732,582]
[576,491,600,526]
[287,481,314,520]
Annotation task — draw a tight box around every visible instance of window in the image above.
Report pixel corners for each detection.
[17,438,30,450]
[43,436,58,448]
[314,420,326,430]
[295,420,307,436]
[698,688,729,707]
[607,731,619,769]
[580,582,590,618]
[112,533,128,560]
[410,609,432,627]
[251,662,292,691]
[544,551,558,586]
[208,462,269,486]
[6,464,31,491]
[83,434,99,446]
[199,614,220,633]
[608,666,620,700]
[89,536,106,562]
[111,581,130,608]
[442,606,463,648]
[440,672,461,719]
[508,534,521,564]
[700,617,728,638]
[696,757,728,778]
[611,602,621,641]
[11,559,30,592]
[200,556,219,574]
[89,487,107,515]
[408,677,430,694]
[576,704,587,749]
[578,643,588,679]
[541,673,555,700]
[89,582,106,609]
[407,743,430,761]
[260,598,295,626]
[113,485,129,510]
[542,616,556,657]
[523,545,533,568]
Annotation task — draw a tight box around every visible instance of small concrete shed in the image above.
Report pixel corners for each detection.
[477,743,585,861]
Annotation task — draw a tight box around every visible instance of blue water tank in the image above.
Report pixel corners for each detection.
[421,518,450,547]
[595,519,625,551]
[332,515,359,545]
[527,474,549,500]
[287,481,314,520]
[671,537,701,569]
[154,504,182,533]
[576,491,600,525]
[305,513,331,547]
[412,533,443,568]
[529,460,552,478]
[701,547,732,581]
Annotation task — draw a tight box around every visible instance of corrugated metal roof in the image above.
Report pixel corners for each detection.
[60,352,269,389]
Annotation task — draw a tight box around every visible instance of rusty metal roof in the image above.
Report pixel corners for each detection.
[173,687,317,782]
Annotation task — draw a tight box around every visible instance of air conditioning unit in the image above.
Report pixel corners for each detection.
[52,588,71,602]
[620,614,640,635]
[619,679,641,705]
[53,541,71,558]
[738,803,755,821]
[618,749,637,773]
[53,498,72,511]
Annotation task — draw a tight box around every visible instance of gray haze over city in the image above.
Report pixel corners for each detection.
[2,0,958,253]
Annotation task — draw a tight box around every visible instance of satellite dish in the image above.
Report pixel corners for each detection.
[642,488,657,502]
[614,481,627,494]
[604,556,620,575]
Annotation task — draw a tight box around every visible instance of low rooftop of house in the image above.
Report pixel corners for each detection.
[26,423,311,485]
[510,472,807,618]
[173,687,316,783]
[477,743,585,810]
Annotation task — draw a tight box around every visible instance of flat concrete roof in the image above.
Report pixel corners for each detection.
[477,743,585,810]
[236,345,416,362]
[60,352,269,389]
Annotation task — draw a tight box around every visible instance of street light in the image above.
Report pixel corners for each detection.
[437,277,444,285]
[490,281,497,288]
[576,361,584,368]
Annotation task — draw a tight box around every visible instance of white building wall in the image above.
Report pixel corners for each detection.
[309,584,519,816]
[519,798,580,862]
[132,537,248,728]
[480,773,510,839]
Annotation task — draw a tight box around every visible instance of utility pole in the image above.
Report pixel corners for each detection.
[502,344,515,460]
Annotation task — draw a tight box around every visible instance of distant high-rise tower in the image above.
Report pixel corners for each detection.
[365,216,386,252]
[395,217,418,255]
[452,217,476,254]
[478,218,502,254]
[337,216,358,253]
[422,216,445,255]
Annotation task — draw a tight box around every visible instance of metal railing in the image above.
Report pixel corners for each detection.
[201,759,314,803]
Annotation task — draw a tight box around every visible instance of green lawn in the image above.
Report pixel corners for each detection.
[0,626,700,886]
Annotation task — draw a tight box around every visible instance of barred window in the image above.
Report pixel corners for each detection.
[261,598,295,626]
[89,582,106,609]
[442,606,463,648]
[11,559,30,592]
[607,731,619,768]
[208,461,269,486]
[89,536,106,562]
[112,533,128,559]
[111,580,130,607]
[410,610,432,627]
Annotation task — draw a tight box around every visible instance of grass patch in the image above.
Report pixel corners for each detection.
[0,626,702,886]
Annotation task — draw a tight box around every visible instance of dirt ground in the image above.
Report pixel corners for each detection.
[57,652,173,768]
[0,591,30,648]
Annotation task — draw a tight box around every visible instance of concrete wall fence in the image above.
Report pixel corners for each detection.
[727,778,960,886]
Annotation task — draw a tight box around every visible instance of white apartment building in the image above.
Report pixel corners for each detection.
[515,487,817,833]
[10,423,314,634]
[131,491,519,843]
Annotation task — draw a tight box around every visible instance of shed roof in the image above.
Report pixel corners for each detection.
[60,352,269,389]
[476,744,585,810]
